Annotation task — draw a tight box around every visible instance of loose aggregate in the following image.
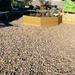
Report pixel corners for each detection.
[9,17,24,27]
[0,19,75,75]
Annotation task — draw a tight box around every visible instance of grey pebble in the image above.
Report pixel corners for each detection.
[0,22,75,75]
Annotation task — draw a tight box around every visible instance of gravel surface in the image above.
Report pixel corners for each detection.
[0,16,24,27]
[9,17,24,27]
[0,23,75,75]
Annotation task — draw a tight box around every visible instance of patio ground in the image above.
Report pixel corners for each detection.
[0,21,75,74]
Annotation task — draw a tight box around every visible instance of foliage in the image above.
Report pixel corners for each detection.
[54,10,59,13]
[24,0,33,5]
[12,0,14,3]
[29,10,59,17]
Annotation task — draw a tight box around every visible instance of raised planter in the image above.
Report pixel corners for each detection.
[23,15,62,27]
[62,13,75,25]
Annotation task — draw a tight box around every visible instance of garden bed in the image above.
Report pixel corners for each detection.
[23,15,62,27]
[62,13,75,25]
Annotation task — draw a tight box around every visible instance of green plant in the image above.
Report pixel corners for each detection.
[11,0,14,8]
[42,12,44,17]
[54,10,58,13]
[24,0,33,5]
[36,12,40,17]
[30,9,59,17]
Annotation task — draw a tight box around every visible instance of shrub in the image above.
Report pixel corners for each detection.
[24,0,33,5]
[29,10,59,17]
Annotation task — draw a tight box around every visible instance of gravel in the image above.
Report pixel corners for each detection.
[9,16,24,27]
[0,22,75,75]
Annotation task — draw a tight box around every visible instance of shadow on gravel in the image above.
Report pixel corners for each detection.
[0,10,36,28]
[0,21,13,28]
